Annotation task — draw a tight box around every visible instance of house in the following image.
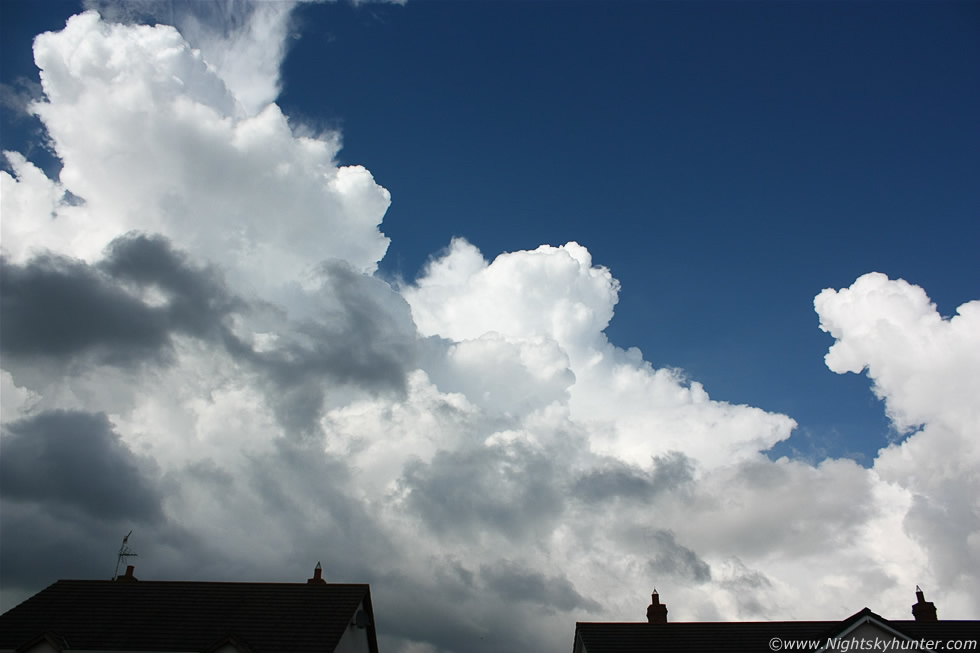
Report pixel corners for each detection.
[573,589,980,653]
[0,564,380,653]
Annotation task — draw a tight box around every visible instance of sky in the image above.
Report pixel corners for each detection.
[0,0,977,651]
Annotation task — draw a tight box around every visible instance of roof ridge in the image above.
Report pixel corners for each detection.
[52,579,372,585]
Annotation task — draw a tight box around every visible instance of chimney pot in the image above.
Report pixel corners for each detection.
[116,565,138,582]
[912,587,938,622]
[647,590,668,624]
[307,562,326,585]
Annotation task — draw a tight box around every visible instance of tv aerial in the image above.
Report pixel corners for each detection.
[112,530,138,580]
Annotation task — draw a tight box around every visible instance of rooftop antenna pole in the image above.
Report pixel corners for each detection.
[112,530,138,580]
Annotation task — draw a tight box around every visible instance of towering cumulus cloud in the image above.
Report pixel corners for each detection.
[1,7,977,652]
[816,273,980,616]
[1,8,390,287]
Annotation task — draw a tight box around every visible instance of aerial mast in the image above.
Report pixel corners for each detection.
[112,531,138,580]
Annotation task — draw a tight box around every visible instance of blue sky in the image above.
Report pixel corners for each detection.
[1,1,978,650]
[285,0,979,463]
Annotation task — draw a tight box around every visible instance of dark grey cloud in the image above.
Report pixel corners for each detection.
[903,492,979,602]
[0,497,209,609]
[399,441,565,542]
[313,260,417,389]
[480,559,601,613]
[571,451,695,503]
[0,428,389,607]
[431,558,477,603]
[0,410,164,522]
[373,566,574,653]
[265,261,416,390]
[0,408,169,596]
[182,458,236,489]
[0,232,239,367]
[2,236,415,438]
[240,438,402,572]
[374,581,523,653]
[0,430,386,607]
[0,501,136,599]
[646,530,712,583]
[0,252,174,364]
[100,232,241,340]
[240,260,418,435]
[719,558,776,619]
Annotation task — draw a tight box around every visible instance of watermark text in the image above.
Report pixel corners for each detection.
[768,637,978,651]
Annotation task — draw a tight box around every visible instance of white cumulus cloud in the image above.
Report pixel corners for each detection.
[3,9,390,291]
[816,272,980,616]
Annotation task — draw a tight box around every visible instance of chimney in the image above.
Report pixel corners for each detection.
[116,565,138,582]
[647,589,668,624]
[912,586,938,622]
[307,561,326,585]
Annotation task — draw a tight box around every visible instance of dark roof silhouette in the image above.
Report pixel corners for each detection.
[573,607,980,653]
[0,578,380,653]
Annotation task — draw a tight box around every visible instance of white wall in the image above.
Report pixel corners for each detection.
[332,599,373,653]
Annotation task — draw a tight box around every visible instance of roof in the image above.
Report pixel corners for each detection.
[0,579,380,653]
[573,608,980,653]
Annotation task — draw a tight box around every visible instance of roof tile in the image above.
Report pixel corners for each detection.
[0,580,376,653]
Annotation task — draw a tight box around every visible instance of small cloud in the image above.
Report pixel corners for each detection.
[0,79,43,119]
